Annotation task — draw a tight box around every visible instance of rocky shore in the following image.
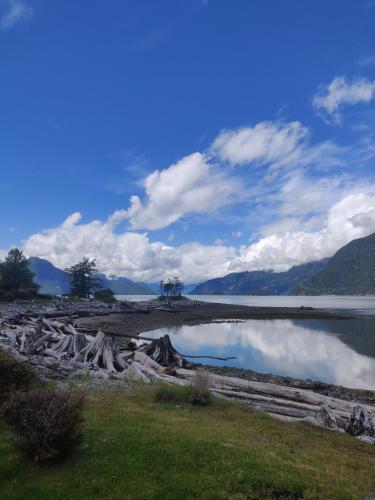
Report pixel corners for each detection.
[1,296,371,405]
[1,296,374,441]
[75,296,352,338]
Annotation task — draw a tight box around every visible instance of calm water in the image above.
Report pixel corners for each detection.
[117,295,375,389]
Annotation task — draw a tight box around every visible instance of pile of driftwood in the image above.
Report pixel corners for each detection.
[1,301,374,445]
[0,311,185,381]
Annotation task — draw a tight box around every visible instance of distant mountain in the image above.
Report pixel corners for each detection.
[28,257,70,295]
[141,282,199,295]
[191,260,328,296]
[28,257,154,295]
[294,233,375,295]
[100,275,154,295]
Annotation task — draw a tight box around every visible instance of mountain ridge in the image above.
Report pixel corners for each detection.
[28,257,154,295]
[191,260,329,295]
[294,233,375,295]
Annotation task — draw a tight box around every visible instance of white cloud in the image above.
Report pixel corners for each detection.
[22,212,236,284]
[126,152,239,230]
[0,0,33,31]
[313,76,375,124]
[21,187,375,283]
[162,321,375,389]
[232,231,242,238]
[211,121,309,168]
[230,191,375,272]
[210,121,343,171]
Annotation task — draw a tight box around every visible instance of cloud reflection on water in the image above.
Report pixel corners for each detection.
[149,320,375,390]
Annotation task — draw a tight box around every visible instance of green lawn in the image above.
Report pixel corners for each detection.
[0,386,374,499]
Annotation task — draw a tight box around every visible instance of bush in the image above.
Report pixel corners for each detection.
[154,384,194,404]
[154,371,212,406]
[94,289,116,303]
[3,388,85,463]
[191,369,212,405]
[0,349,34,404]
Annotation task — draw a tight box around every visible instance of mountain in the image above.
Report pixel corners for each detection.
[140,282,199,295]
[28,257,154,295]
[99,275,154,295]
[28,257,70,295]
[294,233,375,295]
[191,260,328,295]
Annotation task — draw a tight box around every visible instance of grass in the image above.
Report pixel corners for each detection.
[0,385,374,499]
[154,378,211,405]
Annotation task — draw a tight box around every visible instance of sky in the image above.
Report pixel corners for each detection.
[1,0,375,284]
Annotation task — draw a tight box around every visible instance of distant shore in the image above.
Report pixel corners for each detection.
[76,298,352,338]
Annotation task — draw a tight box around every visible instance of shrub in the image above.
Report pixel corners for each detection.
[3,387,85,463]
[0,349,34,404]
[154,371,212,406]
[154,384,193,404]
[191,369,212,405]
[94,289,116,303]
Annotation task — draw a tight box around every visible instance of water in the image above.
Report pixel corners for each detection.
[117,295,375,389]
[117,294,375,315]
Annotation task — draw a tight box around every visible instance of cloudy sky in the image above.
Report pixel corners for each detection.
[1,0,375,283]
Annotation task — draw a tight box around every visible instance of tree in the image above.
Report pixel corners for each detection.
[94,288,116,303]
[65,258,100,298]
[160,277,184,297]
[0,248,39,300]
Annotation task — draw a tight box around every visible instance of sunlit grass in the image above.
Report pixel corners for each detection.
[0,385,374,499]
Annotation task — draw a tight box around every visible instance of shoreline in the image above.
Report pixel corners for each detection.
[75,298,375,404]
[76,298,352,338]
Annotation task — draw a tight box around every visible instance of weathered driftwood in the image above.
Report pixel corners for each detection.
[74,330,128,372]
[346,405,375,437]
[138,334,184,367]
[1,303,375,444]
[44,332,89,360]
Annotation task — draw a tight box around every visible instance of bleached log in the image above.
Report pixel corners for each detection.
[315,405,339,430]
[133,351,165,372]
[346,405,375,436]
[176,369,375,415]
[75,330,128,372]
[138,334,183,367]
[356,435,375,445]
[212,388,322,414]
[115,361,150,383]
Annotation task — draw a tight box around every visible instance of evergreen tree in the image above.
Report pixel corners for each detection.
[65,257,100,298]
[0,248,39,300]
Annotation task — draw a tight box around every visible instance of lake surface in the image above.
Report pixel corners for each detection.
[117,295,375,390]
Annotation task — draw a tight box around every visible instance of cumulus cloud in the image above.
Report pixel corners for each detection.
[211,121,308,168]
[0,0,33,31]
[230,191,375,272]
[126,152,239,230]
[21,187,375,282]
[23,212,236,284]
[210,121,343,171]
[313,76,375,124]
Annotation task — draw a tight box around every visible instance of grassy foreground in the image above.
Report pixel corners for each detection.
[0,386,374,500]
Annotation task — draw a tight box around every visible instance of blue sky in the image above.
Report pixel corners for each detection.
[1,0,375,283]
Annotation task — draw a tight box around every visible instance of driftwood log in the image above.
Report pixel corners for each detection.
[138,334,184,367]
[1,301,375,444]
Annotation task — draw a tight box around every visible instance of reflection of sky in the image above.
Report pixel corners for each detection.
[147,320,375,390]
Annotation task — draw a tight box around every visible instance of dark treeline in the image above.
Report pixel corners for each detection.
[159,277,185,297]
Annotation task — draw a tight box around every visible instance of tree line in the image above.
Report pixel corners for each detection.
[0,249,106,301]
[0,248,184,301]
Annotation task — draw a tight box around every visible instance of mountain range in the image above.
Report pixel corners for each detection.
[191,260,328,295]
[28,233,375,296]
[191,233,375,296]
[28,257,154,296]
[294,232,375,295]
